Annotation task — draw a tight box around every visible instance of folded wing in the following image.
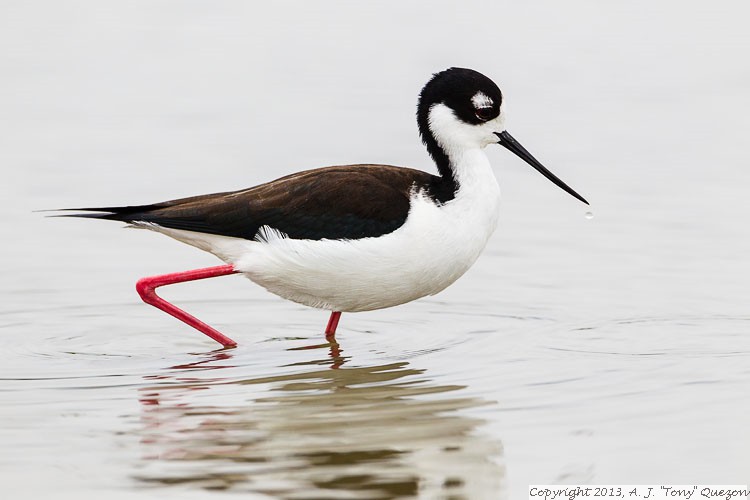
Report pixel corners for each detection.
[60,164,437,241]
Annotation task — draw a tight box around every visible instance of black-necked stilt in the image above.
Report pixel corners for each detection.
[58,68,588,348]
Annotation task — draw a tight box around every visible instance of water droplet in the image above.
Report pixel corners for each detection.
[585,211,594,220]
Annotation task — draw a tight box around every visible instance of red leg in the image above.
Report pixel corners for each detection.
[325,311,342,337]
[135,264,239,347]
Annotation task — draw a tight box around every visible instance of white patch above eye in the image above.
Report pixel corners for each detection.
[471,91,493,109]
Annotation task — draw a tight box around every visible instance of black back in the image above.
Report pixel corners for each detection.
[63,165,439,241]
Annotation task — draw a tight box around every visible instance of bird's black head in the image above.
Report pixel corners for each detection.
[417,67,503,133]
[415,67,589,205]
[416,68,505,184]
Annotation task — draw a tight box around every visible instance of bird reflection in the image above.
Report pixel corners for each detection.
[134,339,506,499]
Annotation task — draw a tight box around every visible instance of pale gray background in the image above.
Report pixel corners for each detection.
[1,1,749,499]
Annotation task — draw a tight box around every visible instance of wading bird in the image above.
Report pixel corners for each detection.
[59,68,588,348]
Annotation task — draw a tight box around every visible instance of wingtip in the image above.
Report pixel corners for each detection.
[44,212,110,219]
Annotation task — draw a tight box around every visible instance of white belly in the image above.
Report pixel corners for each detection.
[235,192,498,311]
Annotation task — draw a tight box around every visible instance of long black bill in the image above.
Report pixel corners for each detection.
[495,131,589,205]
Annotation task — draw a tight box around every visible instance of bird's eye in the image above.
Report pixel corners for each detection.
[475,107,494,121]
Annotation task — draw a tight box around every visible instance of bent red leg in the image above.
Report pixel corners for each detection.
[135,264,239,347]
[325,311,342,337]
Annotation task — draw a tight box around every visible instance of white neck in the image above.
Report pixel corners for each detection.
[447,147,495,195]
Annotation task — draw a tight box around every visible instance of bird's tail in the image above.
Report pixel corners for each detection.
[46,188,255,239]
[45,203,167,223]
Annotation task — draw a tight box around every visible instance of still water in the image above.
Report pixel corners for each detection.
[1,2,749,499]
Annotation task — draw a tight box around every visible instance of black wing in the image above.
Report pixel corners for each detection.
[59,164,439,241]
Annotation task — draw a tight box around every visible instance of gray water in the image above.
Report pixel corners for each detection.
[1,2,749,499]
